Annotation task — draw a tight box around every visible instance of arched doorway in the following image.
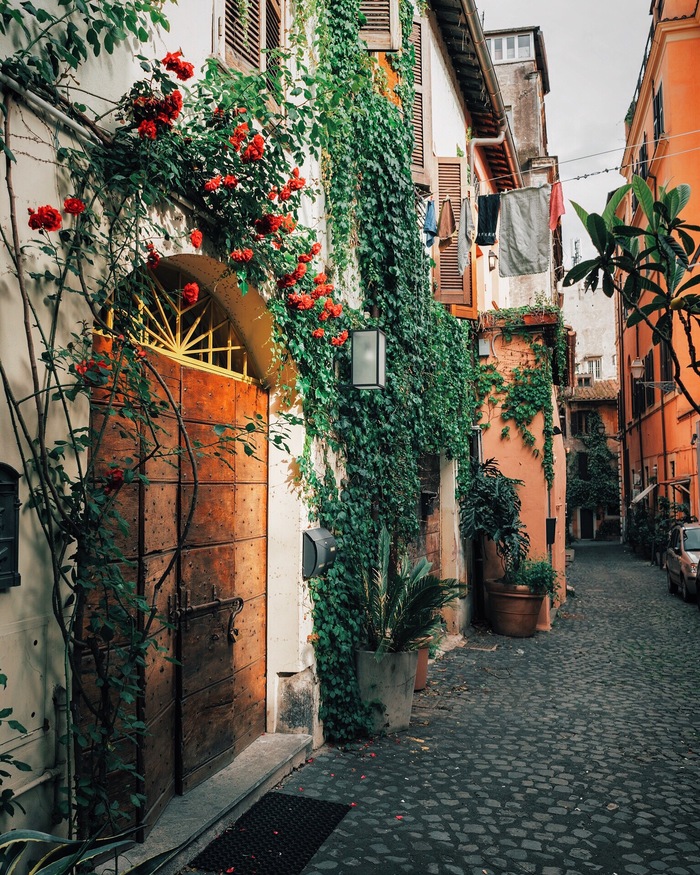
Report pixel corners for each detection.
[92,260,270,832]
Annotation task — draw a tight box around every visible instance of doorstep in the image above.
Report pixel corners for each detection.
[104,733,313,875]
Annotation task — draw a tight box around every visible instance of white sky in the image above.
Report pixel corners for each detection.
[477,0,652,265]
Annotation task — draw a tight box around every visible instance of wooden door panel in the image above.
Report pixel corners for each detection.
[233,660,266,715]
[180,420,237,483]
[181,483,236,545]
[180,544,237,601]
[232,698,266,757]
[144,630,175,723]
[232,594,266,670]
[234,539,267,601]
[143,483,179,554]
[234,484,267,540]
[181,368,236,422]
[180,612,236,696]
[180,677,235,773]
[141,702,176,829]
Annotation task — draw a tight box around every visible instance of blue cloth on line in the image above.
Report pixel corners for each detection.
[424,198,438,247]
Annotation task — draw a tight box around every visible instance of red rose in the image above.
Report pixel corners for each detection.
[27,205,62,232]
[287,293,302,306]
[182,282,200,305]
[318,310,330,321]
[277,273,297,289]
[162,50,194,81]
[255,214,284,236]
[324,298,337,313]
[280,215,296,234]
[138,119,158,140]
[223,174,238,189]
[63,197,86,215]
[268,187,278,201]
[146,242,161,269]
[203,175,222,192]
[229,122,249,151]
[312,328,325,338]
[310,242,321,255]
[331,303,343,318]
[75,360,88,376]
[288,169,305,191]
[292,263,307,280]
[331,330,349,346]
[297,294,314,310]
[190,229,203,248]
[298,253,313,264]
[159,90,183,123]
[230,248,254,263]
[105,468,125,494]
[242,133,265,162]
[314,272,327,284]
[279,184,292,202]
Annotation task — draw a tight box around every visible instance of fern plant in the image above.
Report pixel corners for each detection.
[360,527,460,661]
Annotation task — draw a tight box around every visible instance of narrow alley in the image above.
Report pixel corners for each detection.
[186,545,700,875]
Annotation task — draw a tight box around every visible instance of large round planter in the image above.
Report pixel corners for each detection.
[355,649,419,734]
[485,579,545,638]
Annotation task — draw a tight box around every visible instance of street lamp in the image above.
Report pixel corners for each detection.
[630,357,645,380]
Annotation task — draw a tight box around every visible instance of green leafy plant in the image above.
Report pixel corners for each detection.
[459,458,530,580]
[509,558,557,596]
[564,176,700,419]
[566,412,619,515]
[0,671,30,818]
[360,527,460,660]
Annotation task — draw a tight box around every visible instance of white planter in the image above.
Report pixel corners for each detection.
[355,649,419,734]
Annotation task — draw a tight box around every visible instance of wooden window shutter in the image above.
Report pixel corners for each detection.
[435,157,477,319]
[410,21,425,173]
[359,0,401,52]
[225,0,262,70]
[265,0,282,82]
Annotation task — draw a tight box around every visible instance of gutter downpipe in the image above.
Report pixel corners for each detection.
[461,0,523,189]
[0,71,101,145]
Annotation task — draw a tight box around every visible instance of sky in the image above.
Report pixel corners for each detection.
[476,0,652,265]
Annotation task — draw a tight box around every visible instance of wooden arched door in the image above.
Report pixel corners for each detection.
[92,267,269,833]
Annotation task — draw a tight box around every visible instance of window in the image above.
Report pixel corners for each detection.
[517,33,532,58]
[572,411,590,435]
[639,134,649,179]
[578,452,589,480]
[223,0,281,72]
[586,357,602,380]
[576,375,592,388]
[670,460,676,478]
[506,36,515,59]
[653,82,664,140]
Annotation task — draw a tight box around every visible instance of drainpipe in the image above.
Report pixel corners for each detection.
[461,0,524,188]
[468,126,506,186]
[0,72,102,145]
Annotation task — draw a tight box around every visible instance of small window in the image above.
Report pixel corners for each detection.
[578,452,589,480]
[586,357,602,380]
[517,33,532,58]
[493,37,503,60]
[223,0,282,73]
[576,375,592,388]
[0,464,21,590]
[506,36,515,59]
[653,82,664,140]
[670,460,676,478]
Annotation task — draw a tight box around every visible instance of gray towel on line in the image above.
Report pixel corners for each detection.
[498,185,551,277]
[458,197,472,276]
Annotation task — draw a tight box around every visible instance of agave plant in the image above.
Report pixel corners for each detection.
[361,526,461,661]
[0,829,185,875]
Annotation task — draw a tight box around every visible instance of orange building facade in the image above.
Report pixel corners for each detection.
[618,0,700,530]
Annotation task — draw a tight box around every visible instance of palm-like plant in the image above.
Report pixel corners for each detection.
[361,527,460,660]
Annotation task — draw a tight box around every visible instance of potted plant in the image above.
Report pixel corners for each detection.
[356,526,460,733]
[460,458,555,637]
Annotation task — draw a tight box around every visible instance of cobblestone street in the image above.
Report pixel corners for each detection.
[278,544,700,874]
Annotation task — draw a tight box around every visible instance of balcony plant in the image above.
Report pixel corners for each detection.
[460,459,555,637]
[355,526,460,733]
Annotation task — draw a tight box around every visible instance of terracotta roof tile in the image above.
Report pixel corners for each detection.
[571,379,619,401]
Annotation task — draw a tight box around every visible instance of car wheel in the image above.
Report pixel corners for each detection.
[668,569,678,594]
[681,576,691,603]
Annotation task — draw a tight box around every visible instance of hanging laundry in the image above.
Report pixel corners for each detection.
[437,196,456,241]
[423,198,438,248]
[457,197,475,276]
[549,180,565,231]
[475,193,500,246]
[499,185,551,277]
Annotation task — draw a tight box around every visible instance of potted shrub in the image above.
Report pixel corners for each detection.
[356,527,460,732]
[460,459,555,637]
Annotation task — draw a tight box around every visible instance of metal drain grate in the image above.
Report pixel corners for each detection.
[188,792,350,874]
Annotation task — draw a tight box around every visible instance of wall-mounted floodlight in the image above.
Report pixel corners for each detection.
[351,328,386,390]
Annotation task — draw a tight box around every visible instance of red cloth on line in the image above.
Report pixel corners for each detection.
[549,180,565,231]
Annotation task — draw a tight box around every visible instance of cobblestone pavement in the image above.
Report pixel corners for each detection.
[278,545,700,875]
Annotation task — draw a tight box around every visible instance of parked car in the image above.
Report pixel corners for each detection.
[666,523,700,602]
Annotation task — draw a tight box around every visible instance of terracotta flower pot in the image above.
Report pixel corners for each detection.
[485,578,545,638]
[413,646,429,691]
